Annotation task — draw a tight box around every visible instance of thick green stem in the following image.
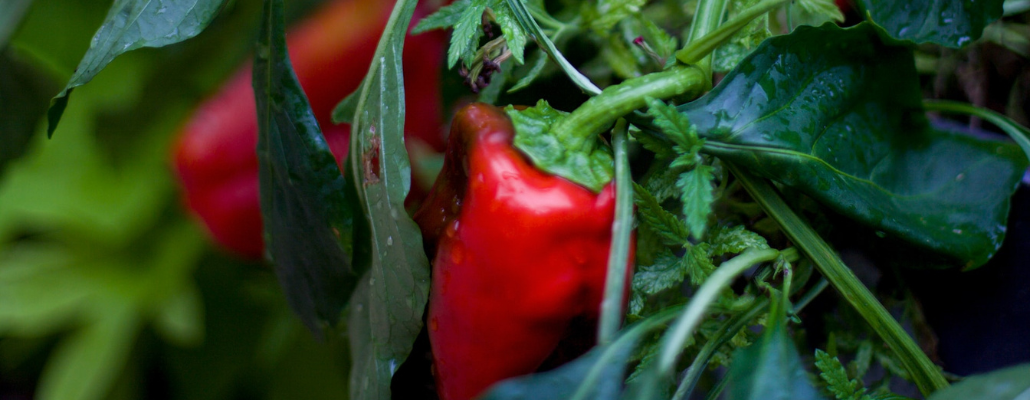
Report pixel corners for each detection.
[597,119,634,345]
[550,65,705,152]
[685,0,729,80]
[727,164,949,396]
[657,247,781,373]
[677,0,788,66]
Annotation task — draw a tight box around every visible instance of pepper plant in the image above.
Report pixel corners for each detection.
[8,0,1030,399]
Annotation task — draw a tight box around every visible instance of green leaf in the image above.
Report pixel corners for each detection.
[47,0,225,136]
[494,3,527,64]
[927,364,1030,400]
[725,309,825,400]
[36,304,138,400]
[922,100,1030,168]
[633,183,690,246]
[646,97,703,152]
[680,23,1027,268]
[590,0,647,33]
[330,87,362,125]
[815,349,871,400]
[448,0,487,68]
[633,249,687,296]
[712,0,773,73]
[480,307,681,400]
[254,0,360,334]
[858,0,1003,47]
[412,0,470,34]
[508,101,614,192]
[503,0,602,95]
[709,225,770,256]
[676,165,714,240]
[795,0,845,23]
[345,0,431,396]
[1,50,57,175]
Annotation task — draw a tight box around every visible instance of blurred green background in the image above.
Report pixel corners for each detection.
[0,0,353,399]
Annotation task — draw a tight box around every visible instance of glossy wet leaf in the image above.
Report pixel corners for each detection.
[344,0,430,397]
[255,0,359,334]
[927,363,1030,400]
[47,0,225,136]
[680,23,1027,268]
[857,0,1003,48]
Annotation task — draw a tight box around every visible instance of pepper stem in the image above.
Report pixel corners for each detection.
[549,65,706,154]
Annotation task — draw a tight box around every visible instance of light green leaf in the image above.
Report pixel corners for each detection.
[412,0,470,34]
[346,0,431,396]
[677,165,714,240]
[494,3,527,64]
[633,183,689,246]
[47,0,225,136]
[815,349,871,400]
[794,0,845,23]
[36,305,138,400]
[152,285,204,348]
[448,0,487,68]
[709,225,770,256]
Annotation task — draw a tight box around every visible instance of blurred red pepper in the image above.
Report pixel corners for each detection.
[172,0,446,259]
[414,103,633,400]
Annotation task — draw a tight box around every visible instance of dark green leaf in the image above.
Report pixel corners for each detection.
[1,50,57,175]
[858,0,1003,47]
[927,364,1030,400]
[254,0,359,334]
[725,309,825,400]
[345,0,431,396]
[508,101,614,192]
[479,337,638,400]
[681,23,1027,268]
[47,0,225,136]
[412,0,470,34]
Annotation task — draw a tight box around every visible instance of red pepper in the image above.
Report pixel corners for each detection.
[172,0,446,258]
[414,103,633,400]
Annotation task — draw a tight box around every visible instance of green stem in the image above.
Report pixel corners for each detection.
[677,0,788,66]
[727,163,949,396]
[550,65,706,152]
[657,247,781,374]
[923,99,1030,163]
[569,306,684,400]
[672,298,769,400]
[597,119,634,345]
[684,0,729,81]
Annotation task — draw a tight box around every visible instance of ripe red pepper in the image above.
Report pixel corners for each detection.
[172,0,446,258]
[414,103,632,400]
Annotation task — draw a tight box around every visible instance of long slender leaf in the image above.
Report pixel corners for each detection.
[598,119,634,344]
[254,0,359,335]
[47,0,225,136]
[345,0,431,397]
[729,165,949,396]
